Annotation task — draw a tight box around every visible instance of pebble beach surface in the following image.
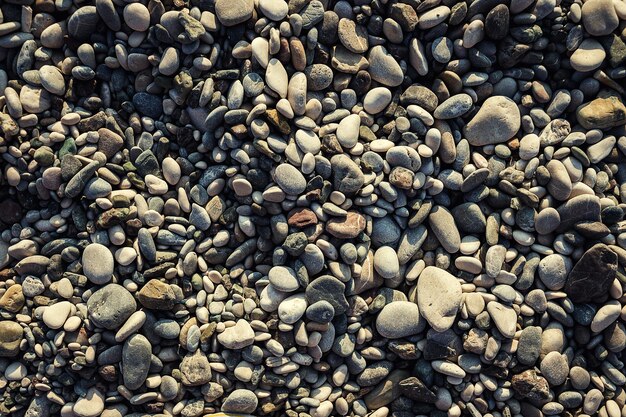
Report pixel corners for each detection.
[1,0,626,416]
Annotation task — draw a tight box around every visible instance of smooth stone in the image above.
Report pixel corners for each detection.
[464,96,521,145]
[67,6,99,40]
[259,0,288,20]
[582,0,619,36]
[428,206,460,253]
[336,114,360,148]
[266,58,288,98]
[278,293,308,324]
[274,163,306,195]
[268,266,300,292]
[222,389,258,414]
[540,351,569,386]
[546,159,572,201]
[565,244,617,303]
[20,85,51,113]
[39,65,65,95]
[376,301,425,339]
[373,246,400,279]
[517,326,542,365]
[538,254,572,290]
[87,284,137,329]
[123,3,150,32]
[535,208,560,234]
[363,87,392,114]
[368,45,404,87]
[416,267,462,332]
[73,388,105,417]
[82,243,114,284]
[217,320,255,349]
[122,334,152,390]
[590,300,621,333]
[486,301,517,338]
[215,0,254,26]
[43,301,72,329]
[434,94,473,119]
[570,38,606,72]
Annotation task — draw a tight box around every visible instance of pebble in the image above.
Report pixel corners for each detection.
[0,1,624,416]
[464,96,521,145]
[376,301,424,339]
[570,39,606,72]
[82,243,114,284]
[416,267,462,332]
[87,284,137,330]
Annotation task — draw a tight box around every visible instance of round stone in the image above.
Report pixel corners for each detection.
[67,6,99,40]
[87,284,137,330]
[463,96,521,146]
[373,246,400,279]
[222,389,258,414]
[570,39,606,72]
[376,301,425,338]
[274,164,306,195]
[124,3,150,32]
[268,266,299,292]
[82,243,114,284]
[215,0,254,26]
[363,87,392,114]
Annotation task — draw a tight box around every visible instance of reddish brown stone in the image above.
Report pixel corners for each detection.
[288,208,318,227]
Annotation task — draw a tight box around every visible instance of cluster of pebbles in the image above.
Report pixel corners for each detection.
[1,0,626,415]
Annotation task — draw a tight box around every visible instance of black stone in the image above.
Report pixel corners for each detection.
[565,244,617,303]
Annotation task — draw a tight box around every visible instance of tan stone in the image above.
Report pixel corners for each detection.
[576,94,626,129]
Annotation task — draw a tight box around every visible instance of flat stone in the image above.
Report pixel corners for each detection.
[416,267,462,332]
[268,266,299,292]
[428,206,461,253]
[87,284,137,330]
[376,301,425,338]
[305,275,349,315]
[43,301,72,329]
[222,389,258,414]
[73,388,105,417]
[565,244,617,303]
[540,351,569,386]
[434,93,473,119]
[274,163,306,195]
[517,326,542,365]
[538,254,572,291]
[486,301,517,338]
[368,45,403,87]
[582,0,619,36]
[570,38,606,72]
[215,0,254,26]
[122,334,152,390]
[217,319,255,349]
[82,243,114,284]
[464,96,521,145]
